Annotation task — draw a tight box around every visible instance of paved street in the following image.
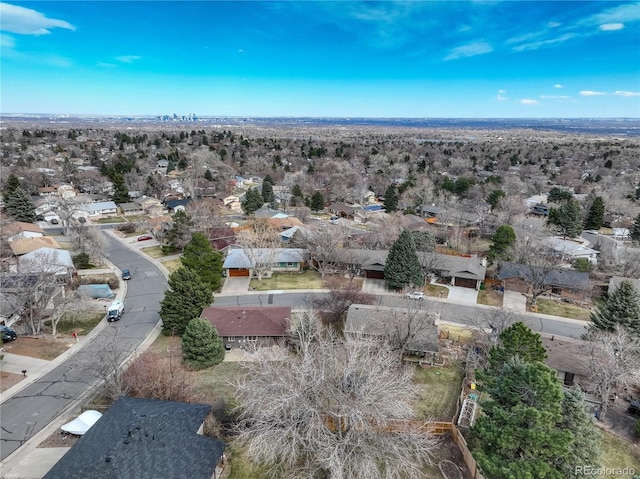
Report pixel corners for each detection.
[0,232,167,462]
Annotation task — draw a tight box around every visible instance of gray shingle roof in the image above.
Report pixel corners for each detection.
[223,248,306,269]
[44,397,225,479]
[498,262,590,290]
[345,304,439,354]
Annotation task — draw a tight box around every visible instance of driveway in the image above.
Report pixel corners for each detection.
[444,286,479,305]
[503,290,527,312]
[221,276,251,295]
[362,278,387,293]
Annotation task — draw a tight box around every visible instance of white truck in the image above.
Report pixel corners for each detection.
[107,299,124,322]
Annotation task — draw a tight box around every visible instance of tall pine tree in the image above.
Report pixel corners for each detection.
[242,188,264,215]
[383,184,398,212]
[3,173,22,201]
[548,198,583,239]
[588,279,640,336]
[261,175,275,204]
[584,196,605,230]
[310,191,325,212]
[5,187,36,222]
[180,232,223,292]
[182,318,224,369]
[384,229,423,290]
[159,267,212,336]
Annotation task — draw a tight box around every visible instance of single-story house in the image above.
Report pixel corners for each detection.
[118,202,144,216]
[345,304,439,357]
[38,186,58,196]
[222,248,306,277]
[268,216,304,230]
[4,221,44,241]
[200,306,291,349]
[327,202,359,219]
[252,205,280,219]
[497,262,591,300]
[43,397,226,479]
[541,237,599,265]
[78,201,118,217]
[9,236,62,256]
[335,249,487,289]
[203,226,237,251]
[613,228,630,239]
[279,225,309,244]
[165,198,192,214]
[135,197,164,217]
[223,194,242,209]
[0,292,22,327]
[608,276,640,295]
[18,247,74,279]
[542,336,593,388]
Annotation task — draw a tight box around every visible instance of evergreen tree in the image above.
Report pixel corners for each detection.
[548,187,573,203]
[488,321,547,369]
[166,209,194,251]
[630,213,640,242]
[5,186,36,222]
[3,173,22,201]
[471,357,572,479]
[204,169,214,181]
[261,176,275,204]
[384,229,424,290]
[548,198,583,239]
[180,232,223,292]
[291,184,304,199]
[584,196,605,230]
[242,188,264,215]
[486,189,506,210]
[588,280,640,336]
[383,184,398,212]
[310,191,325,212]
[159,267,212,336]
[555,388,601,477]
[411,230,435,252]
[182,318,224,369]
[110,173,130,204]
[487,224,516,263]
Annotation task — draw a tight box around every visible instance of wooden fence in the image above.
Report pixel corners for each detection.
[451,426,485,479]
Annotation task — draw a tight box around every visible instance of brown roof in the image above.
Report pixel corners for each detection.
[9,236,62,255]
[3,221,45,237]
[268,217,304,229]
[200,306,291,337]
[542,336,592,378]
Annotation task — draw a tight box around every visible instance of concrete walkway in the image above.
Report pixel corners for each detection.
[220,276,251,295]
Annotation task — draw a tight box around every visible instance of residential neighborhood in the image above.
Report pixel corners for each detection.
[1,123,640,478]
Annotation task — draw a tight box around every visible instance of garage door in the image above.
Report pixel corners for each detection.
[365,270,385,279]
[454,277,477,288]
[229,268,250,277]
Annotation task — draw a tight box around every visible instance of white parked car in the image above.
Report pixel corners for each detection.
[405,291,425,300]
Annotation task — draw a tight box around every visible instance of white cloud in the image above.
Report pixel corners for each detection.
[498,89,506,94]
[600,23,625,31]
[554,84,563,89]
[496,94,507,102]
[0,2,75,35]
[580,90,607,96]
[444,41,492,61]
[519,99,539,105]
[586,3,640,26]
[512,33,576,52]
[540,95,570,100]
[547,21,561,28]
[115,55,141,63]
[615,91,640,97]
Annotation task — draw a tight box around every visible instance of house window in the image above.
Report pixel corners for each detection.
[563,372,575,386]
[551,286,561,295]
[287,262,294,267]
[278,262,287,268]
[247,336,258,342]
[228,337,235,342]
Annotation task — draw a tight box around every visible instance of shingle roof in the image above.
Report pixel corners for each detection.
[498,262,590,290]
[345,304,439,354]
[79,201,117,213]
[222,248,306,269]
[44,397,225,479]
[200,306,291,337]
[9,236,62,255]
[19,247,73,275]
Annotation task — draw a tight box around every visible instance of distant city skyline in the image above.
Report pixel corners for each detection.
[1,1,639,118]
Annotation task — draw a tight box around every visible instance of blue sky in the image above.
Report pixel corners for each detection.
[1,1,639,118]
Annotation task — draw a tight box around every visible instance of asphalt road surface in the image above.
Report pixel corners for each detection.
[0,232,167,461]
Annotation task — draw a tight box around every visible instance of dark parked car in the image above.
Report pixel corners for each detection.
[628,400,640,416]
[0,325,18,342]
[122,269,131,280]
[137,235,153,241]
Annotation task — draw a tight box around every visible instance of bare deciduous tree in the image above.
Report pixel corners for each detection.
[234,330,440,479]
[91,327,134,401]
[312,277,376,322]
[236,219,282,280]
[584,327,640,421]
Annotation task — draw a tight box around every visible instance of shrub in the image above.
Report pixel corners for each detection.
[182,318,224,369]
[72,252,92,269]
[572,258,592,273]
[117,223,137,234]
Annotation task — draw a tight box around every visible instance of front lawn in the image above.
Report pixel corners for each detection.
[534,298,591,321]
[425,284,449,298]
[477,289,503,307]
[249,270,324,290]
[140,245,179,259]
[413,362,465,421]
[599,429,640,477]
[160,258,182,273]
[94,216,126,223]
[47,311,105,335]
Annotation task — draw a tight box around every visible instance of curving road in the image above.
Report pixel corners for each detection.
[0,232,167,461]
